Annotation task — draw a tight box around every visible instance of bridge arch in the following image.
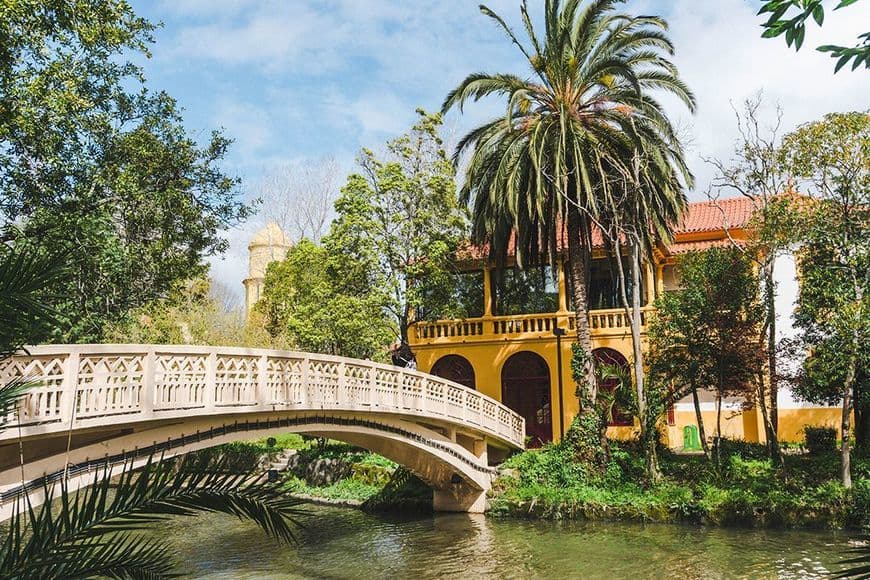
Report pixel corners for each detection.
[0,345,524,517]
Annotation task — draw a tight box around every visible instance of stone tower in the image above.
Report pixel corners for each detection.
[244,222,292,313]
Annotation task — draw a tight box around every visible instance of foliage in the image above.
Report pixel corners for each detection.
[757,0,869,72]
[0,455,304,579]
[805,426,838,454]
[0,243,66,357]
[0,0,251,342]
[328,109,467,344]
[257,239,392,360]
[442,0,695,409]
[105,276,275,348]
[647,248,765,457]
[780,111,869,483]
[492,440,870,529]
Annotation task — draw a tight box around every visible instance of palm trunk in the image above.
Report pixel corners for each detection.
[692,386,710,459]
[566,205,596,398]
[565,203,608,466]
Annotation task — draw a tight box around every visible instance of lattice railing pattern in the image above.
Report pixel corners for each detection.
[0,345,525,448]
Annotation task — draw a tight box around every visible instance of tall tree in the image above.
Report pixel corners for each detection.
[442,0,694,454]
[0,0,251,342]
[781,111,869,487]
[647,248,765,462]
[328,109,468,348]
[705,95,795,464]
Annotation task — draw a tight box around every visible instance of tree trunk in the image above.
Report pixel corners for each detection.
[629,242,658,480]
[692,387,710,459]
[842,353,857,489]
[762,260,782,465]
[564,203,608,465]
[565,205,596,399]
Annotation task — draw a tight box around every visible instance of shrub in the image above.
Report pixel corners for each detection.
[714,437,769,460]
[804,426,837,455]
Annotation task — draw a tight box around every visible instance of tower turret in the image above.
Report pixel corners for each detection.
[244,222,291,313]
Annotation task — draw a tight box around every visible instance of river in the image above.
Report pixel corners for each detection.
[160,505,856,578]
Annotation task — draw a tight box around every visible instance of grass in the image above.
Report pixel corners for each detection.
[489,439,870,529]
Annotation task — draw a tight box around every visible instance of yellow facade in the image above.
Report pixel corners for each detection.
[407,252,840,449]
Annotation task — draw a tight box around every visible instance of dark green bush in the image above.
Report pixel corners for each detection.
[713,437,769,460]
[804,426,837,455]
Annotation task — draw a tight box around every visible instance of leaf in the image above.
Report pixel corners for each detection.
[795,25,806,51]
[835,0,860,9]
[812,4,824,26]
[834,53,852,72]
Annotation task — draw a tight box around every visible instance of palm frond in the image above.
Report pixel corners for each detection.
[0,242,67,358]
[0,454,306,579]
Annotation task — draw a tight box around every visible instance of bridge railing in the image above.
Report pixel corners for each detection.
[0,345,525,448]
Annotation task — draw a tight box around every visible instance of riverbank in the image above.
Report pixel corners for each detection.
[219,435,870,530]
[489,440,870,530]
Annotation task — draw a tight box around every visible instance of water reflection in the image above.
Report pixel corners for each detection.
[158,505,850,579]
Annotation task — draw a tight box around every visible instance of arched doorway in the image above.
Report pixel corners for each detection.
[501,352,552,446]
[430,355,476,390]
[593,348,633,426]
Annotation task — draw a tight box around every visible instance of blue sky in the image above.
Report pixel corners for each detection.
[130,0,869,300]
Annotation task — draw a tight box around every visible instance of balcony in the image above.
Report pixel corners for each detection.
[409,307,653,346]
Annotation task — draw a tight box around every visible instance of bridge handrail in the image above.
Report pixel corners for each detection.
[0,344,525,448]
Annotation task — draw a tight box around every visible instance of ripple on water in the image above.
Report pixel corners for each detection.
[155,506,853,579]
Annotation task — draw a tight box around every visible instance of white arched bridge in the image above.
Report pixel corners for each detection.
[0,345,525,516]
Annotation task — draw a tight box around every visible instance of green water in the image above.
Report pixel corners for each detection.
[161,506,854,579]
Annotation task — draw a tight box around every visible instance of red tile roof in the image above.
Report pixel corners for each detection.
[459,196,756,261]
[674,197,756,234]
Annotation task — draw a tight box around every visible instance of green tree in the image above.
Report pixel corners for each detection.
[442,0,694,457]
[257,239,392,360]
[328,109,468,348]
[0,0,251,342]
[758,0,869,72]
[647,248,765,462]
[781,111,869,487]
[705,95,800,464]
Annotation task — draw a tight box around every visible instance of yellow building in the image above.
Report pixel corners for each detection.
[244,222,292,314]
[406,196,840,449]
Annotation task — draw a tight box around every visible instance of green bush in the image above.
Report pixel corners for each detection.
[804,426,837,455]
[714,437,769,460]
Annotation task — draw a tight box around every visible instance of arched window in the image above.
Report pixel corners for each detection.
[501,352,552,446]
[593,348,633,426]
[430,355,476,390]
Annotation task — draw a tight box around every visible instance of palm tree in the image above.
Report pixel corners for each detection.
[443,0,694,445]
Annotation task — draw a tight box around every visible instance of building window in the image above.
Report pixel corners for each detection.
[572,257,648,310]
[430,355,476,390]
[593,348,634,427]
[492,266,559,315]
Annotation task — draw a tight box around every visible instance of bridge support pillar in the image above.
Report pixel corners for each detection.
[432,486,487,513]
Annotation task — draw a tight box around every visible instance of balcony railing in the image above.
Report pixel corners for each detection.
[410,307,654,345]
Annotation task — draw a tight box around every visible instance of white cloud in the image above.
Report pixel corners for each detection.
[175,0,869,296]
